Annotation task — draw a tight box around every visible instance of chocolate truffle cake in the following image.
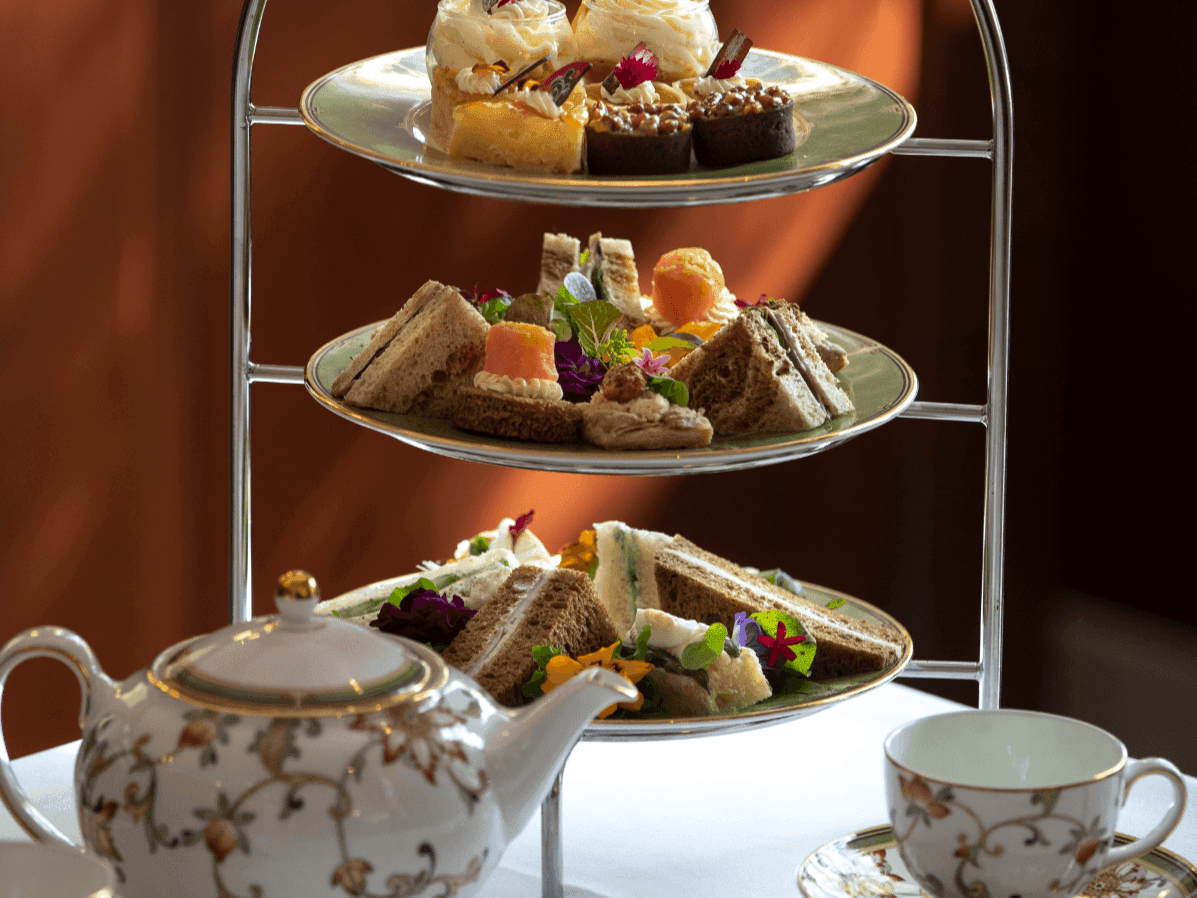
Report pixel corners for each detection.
[687,84,796,168]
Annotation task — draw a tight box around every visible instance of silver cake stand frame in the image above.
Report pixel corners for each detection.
[228,3,1012,895]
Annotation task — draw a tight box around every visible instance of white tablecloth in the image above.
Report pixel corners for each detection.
[4,684,1194,897]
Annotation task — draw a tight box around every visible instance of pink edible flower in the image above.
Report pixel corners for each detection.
[633,347,671,376]
[614,45,659,89]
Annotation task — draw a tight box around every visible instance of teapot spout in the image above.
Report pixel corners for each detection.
[485,666,637,841]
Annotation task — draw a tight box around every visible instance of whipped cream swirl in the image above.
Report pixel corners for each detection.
[602,80,660,105]
[455,66,505,94]
[514,88,565,120]
[574,0,718,82]
[475,371,564,400]
[429,0,576,72]
[691,74,749,96]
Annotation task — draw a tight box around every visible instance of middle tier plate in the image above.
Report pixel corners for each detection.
[305,319,917,475]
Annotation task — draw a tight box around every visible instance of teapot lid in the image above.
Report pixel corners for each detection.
[149,571,443,716]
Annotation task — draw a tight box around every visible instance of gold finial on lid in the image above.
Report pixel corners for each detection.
[276,570,319,602]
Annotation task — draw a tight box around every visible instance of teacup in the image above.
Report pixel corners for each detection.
[0,840,118,897]
[883,710,1187,898]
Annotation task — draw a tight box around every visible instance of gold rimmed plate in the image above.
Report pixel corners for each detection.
[322,576,911,741]
[299,46,916,207]
[797,826,1197,898]
[305,319,917,476]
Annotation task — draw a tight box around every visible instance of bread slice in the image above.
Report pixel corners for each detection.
[442,566,622,706]
[537,232,581,297]
[583,232,648,324]
[331,280,488,418]
[451,385,583,443]
[653,536,903,679]
[669,301,852,434]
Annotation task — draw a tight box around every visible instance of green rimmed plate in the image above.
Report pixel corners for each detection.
[321,576,911,741]
[305,319,917,476]
[299,46,916,207]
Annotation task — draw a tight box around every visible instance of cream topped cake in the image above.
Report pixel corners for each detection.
[444,61,591,172]
[572,0,719,84]
[426,0,577,151]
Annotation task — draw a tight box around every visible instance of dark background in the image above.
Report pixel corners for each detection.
[2,0,1193,766]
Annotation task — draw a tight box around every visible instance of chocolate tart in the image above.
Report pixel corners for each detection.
[687,84,796,168]
[586,102,692,176]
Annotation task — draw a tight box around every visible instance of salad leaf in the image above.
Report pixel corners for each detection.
[645,375,689,407]
[679,623,728,670]
[570,300,624,358]
[523,645,565,699]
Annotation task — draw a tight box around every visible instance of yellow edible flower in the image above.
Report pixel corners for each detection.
[558,529,597,573]
[541,642,655,718]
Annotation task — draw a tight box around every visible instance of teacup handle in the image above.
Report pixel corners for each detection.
[1103,757,1188,867]
[0,626,107,846]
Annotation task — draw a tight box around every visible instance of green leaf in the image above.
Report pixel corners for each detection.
[679,623,727,670]
[523,645,564,699]
[386,578,440,608]
[571,301,624,357]
[751,610,816,676]
[478,294,513,323]
[467,535,490,556]
[826,598,846,609]
[645,335,696,353]
[598,328,636,365]
[646,375,689,407]
[591,263,611,304]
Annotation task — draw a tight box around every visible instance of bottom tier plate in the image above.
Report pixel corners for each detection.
[305,319,917,475]
[323,576,911,742]
[797,826,1197,898]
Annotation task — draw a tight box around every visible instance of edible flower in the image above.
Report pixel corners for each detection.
[470,285,514,323]
[370,583,475,648]
[540,643,655,718]
[555,337,606,397]
[614,43,659,89]
[509,509,534,540]
[632,346,671,376]
[757,620,807,667]
[558,529,598,575]
[734,292,774,309]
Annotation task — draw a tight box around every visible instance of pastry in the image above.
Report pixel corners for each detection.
[581,362,713,450]
[426,0,576,149]
[586,101,693,176]
[649,246,737,327]
[330,280,488,418]
[446,61,591,173]
[669,300,854,434]
[688,84,797,168]
[571,0,719,84]
[442,565,622,706]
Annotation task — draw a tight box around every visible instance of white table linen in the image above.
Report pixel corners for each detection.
[3,684,1194,897]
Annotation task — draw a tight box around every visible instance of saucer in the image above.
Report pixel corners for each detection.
[796,825,1197,898]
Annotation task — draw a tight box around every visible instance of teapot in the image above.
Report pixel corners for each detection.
[0,571,637,898]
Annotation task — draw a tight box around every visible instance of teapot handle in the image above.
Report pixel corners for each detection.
[0,626,107,846]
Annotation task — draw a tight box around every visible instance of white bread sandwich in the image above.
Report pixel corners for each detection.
[330,280,488,418]
[536,232,582,297]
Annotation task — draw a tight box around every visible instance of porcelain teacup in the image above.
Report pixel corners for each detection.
[883,710,1187,898]
[0,840,118,897]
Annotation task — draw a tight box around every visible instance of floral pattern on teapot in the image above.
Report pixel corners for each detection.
[78,696,490,897]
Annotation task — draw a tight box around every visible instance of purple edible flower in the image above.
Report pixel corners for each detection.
[371,588,475,645]
[732,613,770,667]
[632,347,671,376]
[555,337,606,398]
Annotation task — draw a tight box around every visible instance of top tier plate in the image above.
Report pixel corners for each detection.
[299,47,916,208]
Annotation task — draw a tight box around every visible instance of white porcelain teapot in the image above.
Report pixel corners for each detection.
[0,572,636,898]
